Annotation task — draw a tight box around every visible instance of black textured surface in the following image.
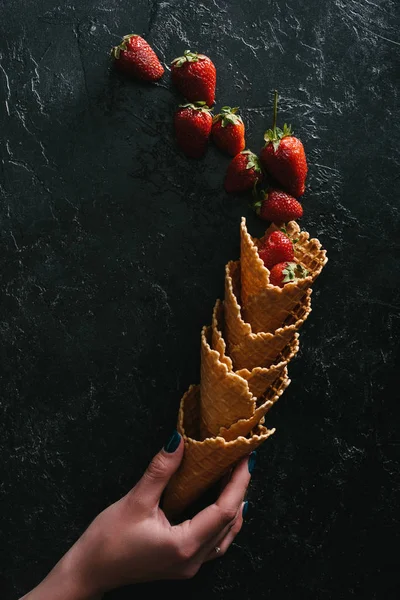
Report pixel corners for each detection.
[1,1,400,598]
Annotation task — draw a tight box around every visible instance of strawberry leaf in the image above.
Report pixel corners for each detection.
[222,114,241,127]
[111,34,138,60]
[282,262,308,283]
[272,139,280,152]
[282,123,293,136]
[242,150,262,173]
[282,262,297,283]
[214,106,243,128]
[171,50,202,66]
[295,263,308,278]
[179,101,212,113]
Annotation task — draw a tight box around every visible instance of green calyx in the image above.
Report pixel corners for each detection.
[111,34,138,60]
[253,200,262,213]
[282,262,308,283]
[171,49,204,67]
[280,227,298,244]
[179,101,212,113]
[263,90,293,152]
[213,106,242,128]
[252,189,267,214]
[241,150,262,173]
[264,123,292,152]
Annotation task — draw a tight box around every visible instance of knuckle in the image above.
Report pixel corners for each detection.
[218,506,238,526]
[145,455,168,481]
[175,541,197,563]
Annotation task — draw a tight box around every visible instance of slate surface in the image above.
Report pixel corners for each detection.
[1,1,399,598]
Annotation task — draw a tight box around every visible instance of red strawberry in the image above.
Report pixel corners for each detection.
[171,50,216,106]
[270,261,309,287]
[224,150,263,193]
[259,91,308,197]
[211,106,245,156]
[174,102,213,159]
[255,189,303,224]
[111,34,164,81]
[258,230,294,269]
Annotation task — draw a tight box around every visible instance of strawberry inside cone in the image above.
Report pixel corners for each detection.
[258,230,294,269]
[270,261,309,287]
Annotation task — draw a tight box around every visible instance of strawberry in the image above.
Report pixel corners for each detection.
[260,91,308,197]
[111,34,164,81]
[171,50,216,106]
[255,189,303,224]
[269,261,309,287]
[174,102,213,159]
[224,150,263,193]
[211,106,245,156]
[258,230,294,269]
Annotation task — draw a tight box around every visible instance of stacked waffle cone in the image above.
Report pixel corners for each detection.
[163,217,327,518]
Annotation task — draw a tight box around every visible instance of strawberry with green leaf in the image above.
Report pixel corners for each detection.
[212,106,245,156]
[174,102,213,159]
[269,261,309,287]
[260,91,308,197]
[224,150,263,193]
[171,50,216,106]
[111,35,164,81]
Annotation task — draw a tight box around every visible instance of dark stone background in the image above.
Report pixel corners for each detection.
[1,0,399,598]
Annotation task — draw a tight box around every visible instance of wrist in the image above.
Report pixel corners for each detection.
[23,541,103,600]
[58,541,104,600]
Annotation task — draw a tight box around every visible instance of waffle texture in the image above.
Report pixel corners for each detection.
[163,218,327,518]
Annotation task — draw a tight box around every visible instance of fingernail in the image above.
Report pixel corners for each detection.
[248,451,257,474]
[164,430,181,453]
[242,501,249,519]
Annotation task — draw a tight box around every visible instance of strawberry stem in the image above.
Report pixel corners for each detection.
[272,90,278,137]
[263,91,292,151]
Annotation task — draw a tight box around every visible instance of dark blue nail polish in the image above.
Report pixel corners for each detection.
[164,430,181,453]
[242,501,249,519]
[248,451,257,474]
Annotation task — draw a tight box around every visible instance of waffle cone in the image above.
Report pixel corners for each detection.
[163,217,327,518]
[211,300,233,371]
[218,368,290,441]
[200,325,256,438]
[162,384,275,519]
[225,260,312,370]
[201,319,291,439]
[240,217,327,333]
[211,299,298,398]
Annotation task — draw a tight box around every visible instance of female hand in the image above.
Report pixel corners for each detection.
[22,431,254,599]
